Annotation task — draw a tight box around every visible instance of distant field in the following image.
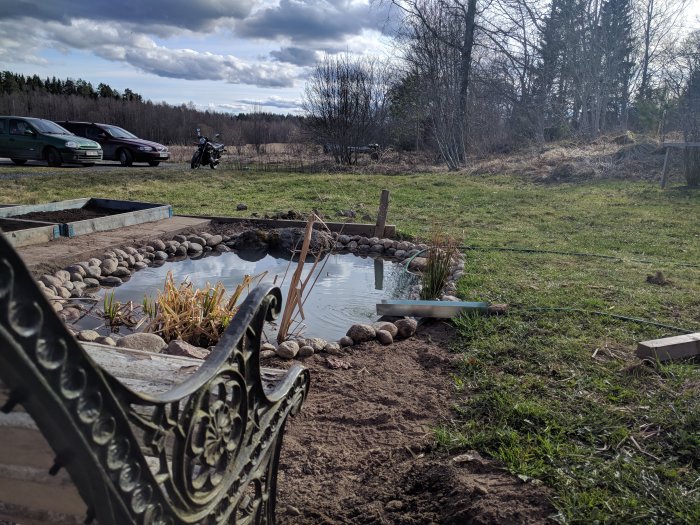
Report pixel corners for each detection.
[1,165,698,522]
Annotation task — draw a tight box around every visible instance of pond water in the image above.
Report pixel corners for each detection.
[80,252,418,341]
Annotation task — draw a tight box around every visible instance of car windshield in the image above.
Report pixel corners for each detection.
[102,125,137,139]
[33,120,73,135]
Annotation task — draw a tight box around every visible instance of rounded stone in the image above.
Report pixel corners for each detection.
[84,266,102,279]
[323,342,342,355]
[99,276,123,287]
[376,330,393,345]
[173,234,187,243]
[215,244,231,253]
[40,274,63,289]
[111,267,131,278]
[154,251,168,261]
[175,245,187,257]
[298,345,315,358]
[346,324,376,344]
[206,234,223,247]
[88,258,102,267]
[116,333,167,353]
[276,341,299,359]
[54,270,71,282]
[96,336,117,346]
[370,244,384,253]
[306,337,327,352]
[373,322,398,338]
[394,318,418,339]
[101,258,119,275]
[338,336,353,347]
[78,329,100,342]
[65,264,86,277]
[149,239,166,251]
[187,242,204,255]
[188,235,207,246]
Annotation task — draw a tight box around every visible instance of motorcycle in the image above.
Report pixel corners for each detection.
[191,128,226,169]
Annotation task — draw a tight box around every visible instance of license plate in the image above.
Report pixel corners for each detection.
[159,152,168,158]
[85,151,99,156]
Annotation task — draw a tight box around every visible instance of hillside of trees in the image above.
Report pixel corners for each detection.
[0,72,302,146]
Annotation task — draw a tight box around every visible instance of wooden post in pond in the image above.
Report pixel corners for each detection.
[374,258,384,290]
[375,189,390,237]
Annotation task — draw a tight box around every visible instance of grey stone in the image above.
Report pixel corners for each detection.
[188,235,207,246]
[56,286,71,299]
[69,272,84,282]
[236,203,248,211]
[134,261,148,270]
[62,280,74,291]
[83,278,100,289]
[173,234,187,243]
[323,342,342,355]
[154,250,168,260]
[370,244,384,252]
[96,336,116,346]
[358,244,370,253]
[346,324,376,344]
[382,239,395,249]
[385,500,404,512]
[394,318,418,339]
[40,274,63,289]
[149,239,166,251]
[52,301,64,313]
[215,244,231,253]
[276,341,299,359]
[54,270,71,282]
[77,329,100,342]
[84,266,102,279]
[72,281,87,293]
[373,322,399,338]
[298,345,315,358]
[347,241,358,251]
[206,234,223,247]
[70,288,83,298]
[260,349,276,360]
[65,264,86,277]
[175,245,187,257]
[112,267,131,278]
[394,250,406,259]
[125,246,139,256]
[376,330,394,345]
[166,339,209,359]
[441,295,460,301]
[396,241,411,252]
[188,242,204,255]
[88,257,102,267]
[268,228,332,253]
[101,258,118,275]
[61,307,81,322]
[409,257,428,272]
[99,276,123,287]
[306,338,327,352]
[368,237,380,245]
[117,333,167,353]
[358,237,370,245]
[338,234,351,244]
[261,342,276,352]
[338,336,354,347]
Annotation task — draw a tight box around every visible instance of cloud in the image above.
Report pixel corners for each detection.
[270,46,319,66]
[235,96,302,109]
[236,0,394,44]
[7,18,300,88]
[0,0,257,31]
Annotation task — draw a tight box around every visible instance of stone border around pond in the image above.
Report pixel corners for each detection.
[35,228,465,360]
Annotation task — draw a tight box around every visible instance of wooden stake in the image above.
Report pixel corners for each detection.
[375,189,390,237]
[660,147,671,189]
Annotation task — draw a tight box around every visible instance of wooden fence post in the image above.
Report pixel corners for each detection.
[375,189,390,237]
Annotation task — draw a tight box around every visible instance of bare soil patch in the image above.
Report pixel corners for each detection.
[274,322,554,524]
[13,204,123,223]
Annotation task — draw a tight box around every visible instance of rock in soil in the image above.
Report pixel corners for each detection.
[376,329,394,345]
[299,345,315,358]
[394,318,418,339]
[347,323,376,344]
[373,321,399,338]
[77,329,100,342]
[277,340,299,359]
[166,339,209,359]
[338,336,354,347]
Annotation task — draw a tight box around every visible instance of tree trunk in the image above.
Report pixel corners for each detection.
[684,148,700,187]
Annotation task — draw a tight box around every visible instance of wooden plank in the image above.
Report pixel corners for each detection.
[377,299,489,318]
[374,189,390,237]
[636,333,700,362]
[660,147,671,189]
[180,214,396,237]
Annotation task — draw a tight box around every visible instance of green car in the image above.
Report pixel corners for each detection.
[0,116,103,166]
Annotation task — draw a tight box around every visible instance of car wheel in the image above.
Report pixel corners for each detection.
[45,147,62,167]
[191,151,202,169]
[118,149,133,167]
[10,159,26,165]
[148,161,160,167]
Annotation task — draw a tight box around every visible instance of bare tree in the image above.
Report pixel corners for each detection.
[302,54,389,164]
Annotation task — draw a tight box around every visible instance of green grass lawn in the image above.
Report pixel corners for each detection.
[2,166,699,523]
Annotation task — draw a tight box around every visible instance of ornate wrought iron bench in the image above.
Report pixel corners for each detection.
[0,234,310,524]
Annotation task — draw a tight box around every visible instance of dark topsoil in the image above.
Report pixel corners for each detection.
[273,322,555,525]
[12,204,125,223]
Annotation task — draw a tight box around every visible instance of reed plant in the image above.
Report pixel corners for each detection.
[419,230,458,300]
[144,271,263,347]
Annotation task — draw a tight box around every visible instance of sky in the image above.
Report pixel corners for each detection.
[0,0,698,116]
[0,0,397,114]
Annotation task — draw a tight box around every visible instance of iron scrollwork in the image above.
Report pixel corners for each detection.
[0,234,310,524]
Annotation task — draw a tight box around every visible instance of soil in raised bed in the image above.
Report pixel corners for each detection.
[12,204,125,223]
[274,322,555,524]
[0,219,49,232]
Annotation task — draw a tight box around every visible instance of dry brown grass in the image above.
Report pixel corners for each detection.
[145,271,263,347]
[166,133,673,181]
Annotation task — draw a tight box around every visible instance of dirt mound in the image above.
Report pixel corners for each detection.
[274,322,554,524]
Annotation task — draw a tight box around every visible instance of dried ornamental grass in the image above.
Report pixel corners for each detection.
[145,271,263,347]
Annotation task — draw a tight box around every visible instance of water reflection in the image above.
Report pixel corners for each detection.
[85,252,418,341]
